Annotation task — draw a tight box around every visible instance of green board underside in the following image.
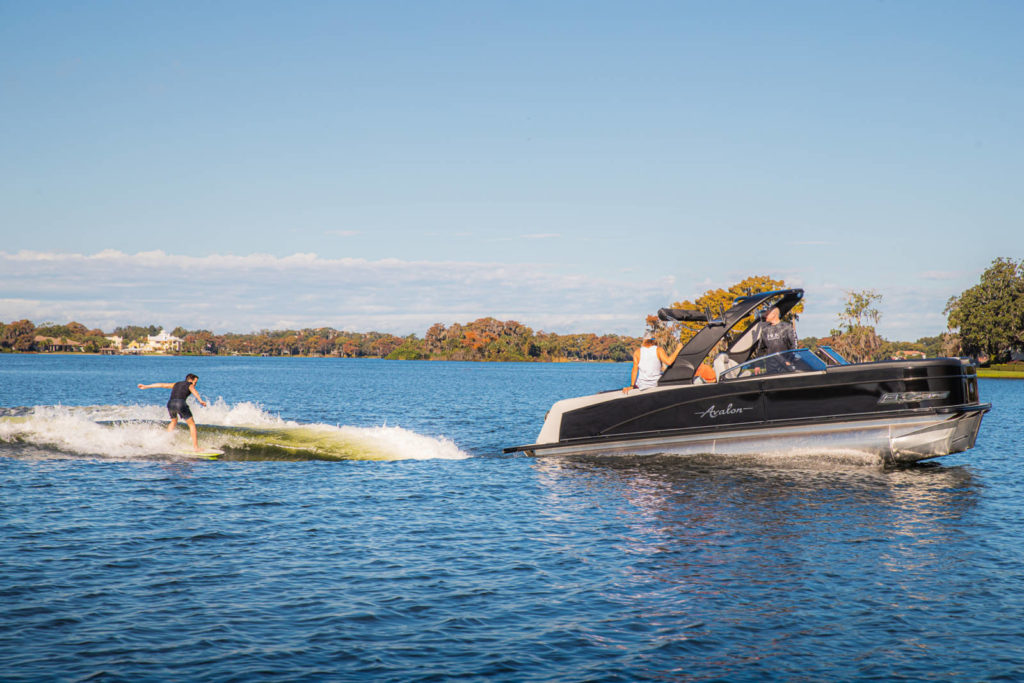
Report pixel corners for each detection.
[179,449,223,458]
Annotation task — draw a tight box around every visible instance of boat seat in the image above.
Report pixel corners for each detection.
[731,326,757,355]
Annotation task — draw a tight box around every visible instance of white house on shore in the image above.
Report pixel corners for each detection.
[110,329,184,354]
[147,329,183,353]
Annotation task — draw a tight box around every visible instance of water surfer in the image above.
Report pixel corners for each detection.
[138,373,208,452]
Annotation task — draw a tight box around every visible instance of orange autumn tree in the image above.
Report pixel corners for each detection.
[647,276,805,352]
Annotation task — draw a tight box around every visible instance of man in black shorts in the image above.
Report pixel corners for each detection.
[138,373,208,451]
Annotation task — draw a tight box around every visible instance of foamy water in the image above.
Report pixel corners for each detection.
[0,401,468,461]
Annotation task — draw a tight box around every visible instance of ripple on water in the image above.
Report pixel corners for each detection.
[1,366,1023,680]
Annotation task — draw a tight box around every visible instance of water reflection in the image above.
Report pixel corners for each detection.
[532,454,980,623]
[534,454,978,535]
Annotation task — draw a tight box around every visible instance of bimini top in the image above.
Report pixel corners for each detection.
[657,288,804,385]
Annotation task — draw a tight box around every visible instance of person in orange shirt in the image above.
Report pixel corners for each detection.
[694,362,717,384]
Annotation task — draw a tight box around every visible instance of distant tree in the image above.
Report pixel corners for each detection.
[180,330,216,355]
[79,333,111,353]
[335,335,362,358]
[878,339,926,360]
[113,325,160,343]
[386,336,426,360]
[945,257,1024,362]
[799,336,820,352]
[303,329,334,356]
[2,320,37,352]
[915,335,945,358]
[449,323,468,358]
[423,323,447,357]
[532,331,566,361]
[940,332,961,358]
[830,290,883,362]
[363,332,403,358]
[480,320,533,361]
[35,321,89,341]
[595,335,632,362]
[0,317,653,362]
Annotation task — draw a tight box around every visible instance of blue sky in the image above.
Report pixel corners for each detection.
[2,1,1021,339]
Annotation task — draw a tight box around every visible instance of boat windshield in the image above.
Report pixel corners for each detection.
[816,345,850,366]
[719,348,828,381]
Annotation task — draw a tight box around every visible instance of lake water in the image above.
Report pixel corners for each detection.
[2,355,1023,681]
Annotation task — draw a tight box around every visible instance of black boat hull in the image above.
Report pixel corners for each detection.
[514,406,986,464]
[508,359,990,464]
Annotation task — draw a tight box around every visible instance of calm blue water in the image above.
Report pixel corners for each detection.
[2,355,1023,681]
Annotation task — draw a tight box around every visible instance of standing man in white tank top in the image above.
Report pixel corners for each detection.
[623,333,683,393]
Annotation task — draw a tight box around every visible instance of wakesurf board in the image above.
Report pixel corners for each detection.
[179,449,223,459]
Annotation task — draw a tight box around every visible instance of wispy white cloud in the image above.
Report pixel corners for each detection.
[0,250,673,335]
[0,250,972,339]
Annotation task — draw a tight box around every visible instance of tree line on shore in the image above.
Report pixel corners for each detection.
[2,259,1020,363]
[0,318,642,362]
[0,308,962,364]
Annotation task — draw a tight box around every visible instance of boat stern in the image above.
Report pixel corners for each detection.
[889,405,990,464]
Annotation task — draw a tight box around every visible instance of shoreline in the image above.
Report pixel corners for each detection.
[7,350,1016,371]
[0,351,622,363]
[977,368,1024,379]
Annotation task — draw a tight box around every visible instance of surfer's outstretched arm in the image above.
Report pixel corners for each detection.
[138,382,175,390]
[188,384,208,407]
